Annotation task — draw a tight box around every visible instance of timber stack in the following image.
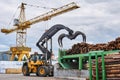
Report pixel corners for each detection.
[66,37,120,55]
[92,53,120,80]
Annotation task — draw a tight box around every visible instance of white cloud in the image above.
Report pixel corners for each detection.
[0,44,9,51]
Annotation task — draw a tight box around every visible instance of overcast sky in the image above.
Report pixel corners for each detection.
[0,0,120,56]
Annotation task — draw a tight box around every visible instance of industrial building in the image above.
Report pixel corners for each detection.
[0,51,11,61]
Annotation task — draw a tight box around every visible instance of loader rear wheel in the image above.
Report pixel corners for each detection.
[36,73,39,76]
[22,65,30,76]
[37,66,49,77]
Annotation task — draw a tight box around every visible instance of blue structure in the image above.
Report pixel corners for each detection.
[0,52,11,61]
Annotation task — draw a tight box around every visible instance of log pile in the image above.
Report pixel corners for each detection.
[92,53,120,80]
[66,37,120,55]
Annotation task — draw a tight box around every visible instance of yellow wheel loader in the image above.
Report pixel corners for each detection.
[22,53,53,77]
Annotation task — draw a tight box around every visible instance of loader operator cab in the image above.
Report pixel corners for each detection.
[29,52,43,62]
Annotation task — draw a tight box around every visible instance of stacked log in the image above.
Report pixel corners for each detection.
[92,53,120,80]
[66,37,120,55]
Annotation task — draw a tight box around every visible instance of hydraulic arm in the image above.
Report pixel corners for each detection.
[36,24,73,60]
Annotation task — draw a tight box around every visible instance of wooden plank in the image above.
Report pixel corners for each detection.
[5,68,22,74]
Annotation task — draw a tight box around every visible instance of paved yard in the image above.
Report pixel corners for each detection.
[0,74,63,80]
[0,74,86,80]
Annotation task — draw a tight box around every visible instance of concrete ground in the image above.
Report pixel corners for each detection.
[0,74,87,80]
[0,74,63,80]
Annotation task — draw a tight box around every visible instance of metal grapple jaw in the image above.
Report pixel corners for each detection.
[58,34,69,47]
[58,31,86,47]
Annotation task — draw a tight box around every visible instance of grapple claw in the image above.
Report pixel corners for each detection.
[58,34,68,47]
[58,31,86,47]
[69,31,86,42]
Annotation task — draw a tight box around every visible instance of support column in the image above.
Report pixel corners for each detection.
[10,54,15,61]
[95,53,99,80]
[89,53,92,80]
[102,52,106,80]
[79,57,82,70]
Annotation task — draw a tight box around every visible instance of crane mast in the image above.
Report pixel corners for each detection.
[17,3,26,47]
[1,2,79,61]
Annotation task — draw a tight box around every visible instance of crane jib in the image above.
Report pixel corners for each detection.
[1,2,79,34]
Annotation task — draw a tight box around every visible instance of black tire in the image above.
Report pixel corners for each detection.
[37,66,49,77]
[22,65,30,76]
[49,66,54,77]
[36,73,39,76]
[49,71,53,77]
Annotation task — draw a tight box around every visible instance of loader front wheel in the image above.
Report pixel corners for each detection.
[22,65,30,76]
[37,66,49,77]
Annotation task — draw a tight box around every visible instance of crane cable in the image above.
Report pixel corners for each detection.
[7,3,56,27]
[26,3,56,10]
[8,6,19,26]
[25,3,54,32]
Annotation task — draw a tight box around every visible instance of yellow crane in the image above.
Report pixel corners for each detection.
[1,2,79,61]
